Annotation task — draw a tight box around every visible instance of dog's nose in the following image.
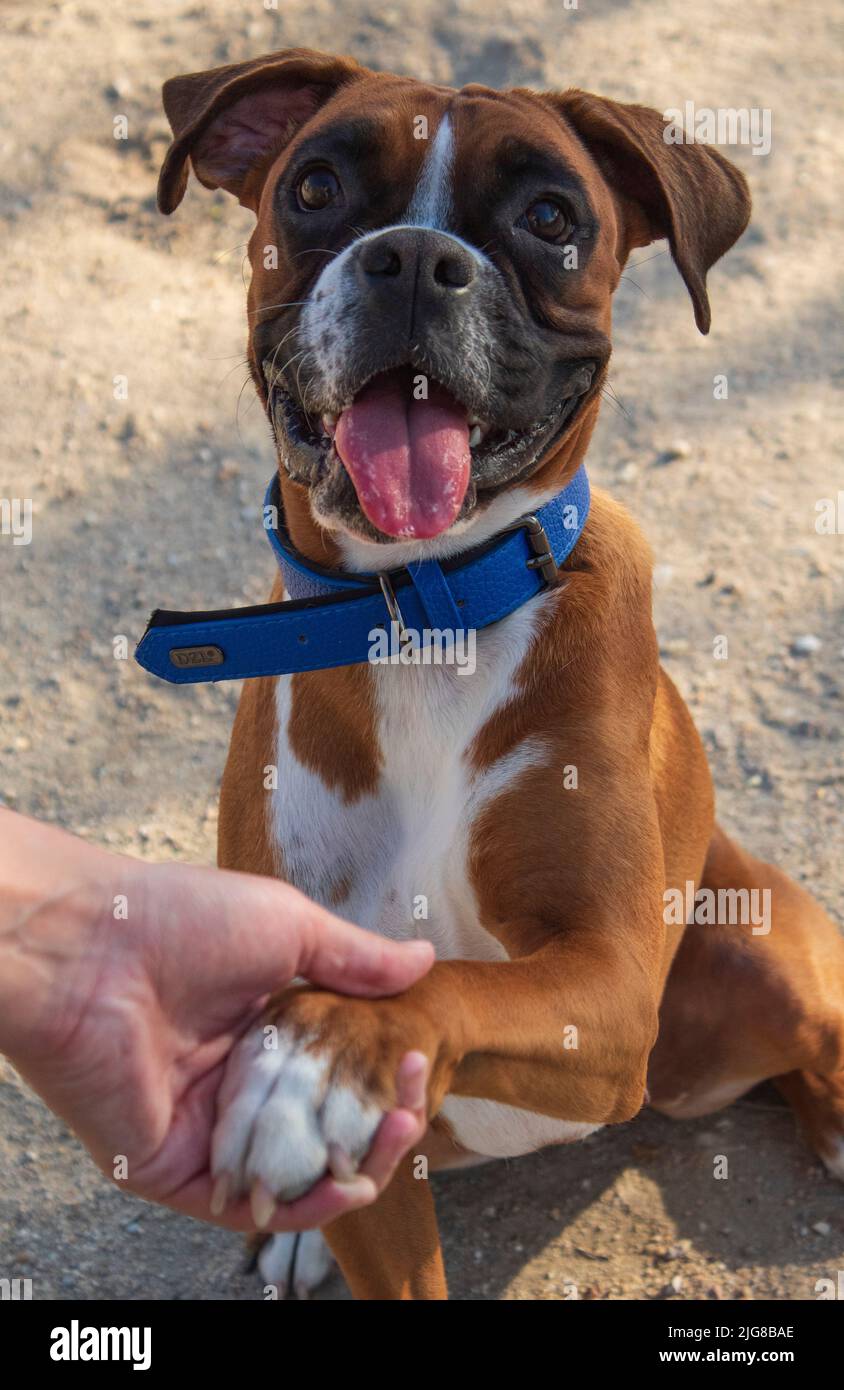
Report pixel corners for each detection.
[357,228,477,296]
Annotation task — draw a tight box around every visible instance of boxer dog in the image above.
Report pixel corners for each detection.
[154,48,844,1299]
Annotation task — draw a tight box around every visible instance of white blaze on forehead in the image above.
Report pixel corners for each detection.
[404,114,454,229]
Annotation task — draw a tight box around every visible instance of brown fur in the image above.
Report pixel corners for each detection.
[155,49,844,1299]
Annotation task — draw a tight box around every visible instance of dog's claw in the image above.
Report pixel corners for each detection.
[327,1142,358,1182]
[210,1172,230,1217]
[250,1179,276,1229]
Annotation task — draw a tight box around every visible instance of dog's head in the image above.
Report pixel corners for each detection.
[158,48,750,550]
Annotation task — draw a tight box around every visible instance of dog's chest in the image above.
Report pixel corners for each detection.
[270,602,547,958]
[269,597,599,1158]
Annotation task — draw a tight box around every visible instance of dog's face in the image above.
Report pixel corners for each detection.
[159,49,750,544]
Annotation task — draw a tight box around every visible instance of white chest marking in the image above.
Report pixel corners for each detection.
[270,585,602,1157]
[439,1097,601,1159]
[271,595,550,956]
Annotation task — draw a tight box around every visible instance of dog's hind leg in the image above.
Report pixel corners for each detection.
[774,1069,844,1180]
[649,823,844,1180]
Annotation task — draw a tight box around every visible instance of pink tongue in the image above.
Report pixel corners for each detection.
[334,373,470,538]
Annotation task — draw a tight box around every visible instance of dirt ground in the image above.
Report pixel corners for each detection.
[1,0,842,1301]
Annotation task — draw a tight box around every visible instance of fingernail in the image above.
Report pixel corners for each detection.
[250,1179,276,1229]
[398,1050,429,1109]
[336,1175,377,1203]
[210,1173,230,1217]
[401,1049,428,1073]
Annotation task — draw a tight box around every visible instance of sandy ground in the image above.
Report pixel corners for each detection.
[1,0,842,1300]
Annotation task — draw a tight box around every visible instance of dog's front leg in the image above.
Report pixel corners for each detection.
[211,926,662,1299]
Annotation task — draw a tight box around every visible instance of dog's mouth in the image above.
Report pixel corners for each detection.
[266,360,597,541]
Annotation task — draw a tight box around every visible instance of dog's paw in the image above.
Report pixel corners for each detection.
[258,1231,337,1299]
[212,986,452,1216]
[212,986,451,1214]
[212,1007,385,1209]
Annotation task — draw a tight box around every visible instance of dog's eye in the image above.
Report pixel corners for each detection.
[520,199,574,244]
[296,167,342,211]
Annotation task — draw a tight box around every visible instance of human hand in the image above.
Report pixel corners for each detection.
[0,811,433,1231]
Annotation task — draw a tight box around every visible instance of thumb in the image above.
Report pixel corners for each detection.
[236,875,436,996]
[156,865,435,1002]
[294,909,435,996]
[243,876,435,995]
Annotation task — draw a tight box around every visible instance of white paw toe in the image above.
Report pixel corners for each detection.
[259,1230,336,1299]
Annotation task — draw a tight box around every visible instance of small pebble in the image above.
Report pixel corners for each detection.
[791,634,822,656]
[654,440,691,465]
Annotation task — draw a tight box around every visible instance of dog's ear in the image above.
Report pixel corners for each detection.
[157,47,367,215]
[551,91,751,333]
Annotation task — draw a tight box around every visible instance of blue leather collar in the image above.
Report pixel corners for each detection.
[134,465,590,684]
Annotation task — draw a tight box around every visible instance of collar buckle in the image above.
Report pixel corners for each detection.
[504,513,559,587]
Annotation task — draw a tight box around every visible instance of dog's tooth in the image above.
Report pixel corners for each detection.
[250,1180,276,1229]
[210,1173,230,1217]
[469,425,482,448]
[321,412,338,436]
